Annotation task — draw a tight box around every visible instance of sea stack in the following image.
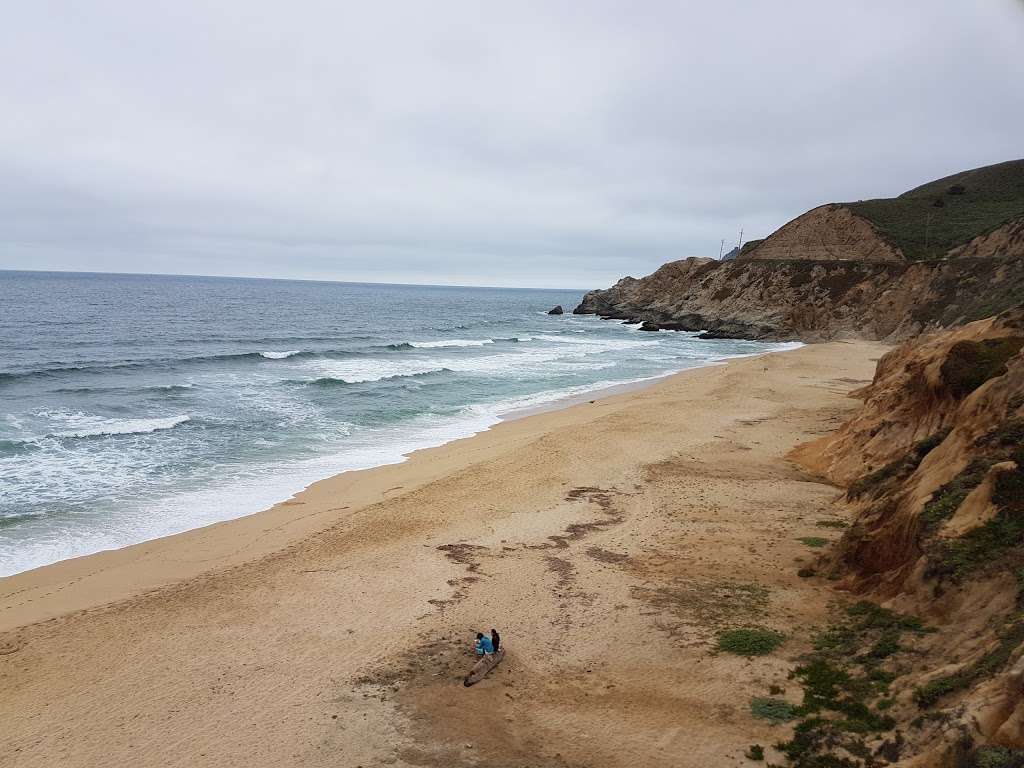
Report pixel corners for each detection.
[547,305,564,315]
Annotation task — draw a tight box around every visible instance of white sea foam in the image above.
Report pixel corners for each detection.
[54,414,191,438]
[300,335,671,384]
[303,359,450,383]
[260,350,302,359]
[0,411,501,577]
[409,339,494,348]
[533,333,659,348]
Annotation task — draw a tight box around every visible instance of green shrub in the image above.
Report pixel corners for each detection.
[993,462,1024,512]
[972,745,1024,768]
[914,675,961,709]
[861,628,901,660]
[744,744,765,761]
[774,716,864,767]
[847,457,911,500]
[940,338,1024,398]
[774,600,930,765]
[919,460,990,532]
[717,628,786,656]
[847,429,951,501]
[914,622,1024,708]
[914,428,952,457]
[937,511,1024,577]
[925,421,1024,580]
[798,537,828,548]
[750,697,796,723]
[976,419,1024,452]
[813,625,859,655]
[792,658,850,711]
[846,601,928,633]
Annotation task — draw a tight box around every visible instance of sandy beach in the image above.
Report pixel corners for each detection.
[1,341,887,768]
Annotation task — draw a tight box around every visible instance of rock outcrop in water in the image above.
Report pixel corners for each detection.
[547,305,564,315]
[787,306,1024,766]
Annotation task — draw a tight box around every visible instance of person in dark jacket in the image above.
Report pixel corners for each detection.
[490,628,501,653]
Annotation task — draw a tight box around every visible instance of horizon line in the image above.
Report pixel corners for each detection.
[0,267,593,293]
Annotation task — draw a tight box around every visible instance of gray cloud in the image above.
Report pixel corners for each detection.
[1,1,1022,287]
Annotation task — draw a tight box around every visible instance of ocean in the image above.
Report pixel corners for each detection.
[0,271,798,577]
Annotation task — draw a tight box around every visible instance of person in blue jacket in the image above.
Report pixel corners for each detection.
[474,632,494,656]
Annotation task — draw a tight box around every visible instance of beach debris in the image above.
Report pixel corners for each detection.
[463,648,505,686]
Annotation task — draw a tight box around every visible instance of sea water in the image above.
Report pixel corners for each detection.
[0,271,798,576]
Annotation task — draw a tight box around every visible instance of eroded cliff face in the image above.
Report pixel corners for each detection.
[741,204,904,263]
[789,307,1024,766]
[949,217,1024,261]
[574,255,1024,342]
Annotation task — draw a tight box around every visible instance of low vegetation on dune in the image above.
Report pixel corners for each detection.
[844,429,951,503]
[920,420,1024,581]
[751,697,798,724]
[940,338,1024,398]
[798,537,829,549]
[847,159,1024,261]
[762,602,930,768]
[716,627,786,657]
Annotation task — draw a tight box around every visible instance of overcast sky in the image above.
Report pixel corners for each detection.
[2,2,1022,288]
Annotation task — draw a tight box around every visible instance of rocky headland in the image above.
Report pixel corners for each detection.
[575,159,1024,342]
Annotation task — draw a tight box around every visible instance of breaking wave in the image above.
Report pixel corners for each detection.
[53,415,192,439]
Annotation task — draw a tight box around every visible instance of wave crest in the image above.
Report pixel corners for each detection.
[54,415,191,439]
[409,339,494,348]
[302,368,453,387]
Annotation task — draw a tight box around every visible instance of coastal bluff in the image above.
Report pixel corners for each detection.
[785,305,1024,766]
[575,159,1024,342]
[574,255,1024,342]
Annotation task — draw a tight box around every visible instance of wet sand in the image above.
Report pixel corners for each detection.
[0,340,886,767]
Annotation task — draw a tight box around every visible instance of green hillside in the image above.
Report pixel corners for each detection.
[846,159,1024,261]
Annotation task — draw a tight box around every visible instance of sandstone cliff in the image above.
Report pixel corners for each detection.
[574,255,1024,342]
[787,307,1024,766]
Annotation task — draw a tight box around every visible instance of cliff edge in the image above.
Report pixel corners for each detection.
[784,307,1024,766]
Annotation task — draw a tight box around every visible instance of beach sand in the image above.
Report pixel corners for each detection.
[0,341,886,768]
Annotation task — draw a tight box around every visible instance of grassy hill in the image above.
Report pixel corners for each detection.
[846,159,1024,261]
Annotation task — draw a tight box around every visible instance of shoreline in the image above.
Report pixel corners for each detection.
[2,339,887,768]
[0,344,798,623]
